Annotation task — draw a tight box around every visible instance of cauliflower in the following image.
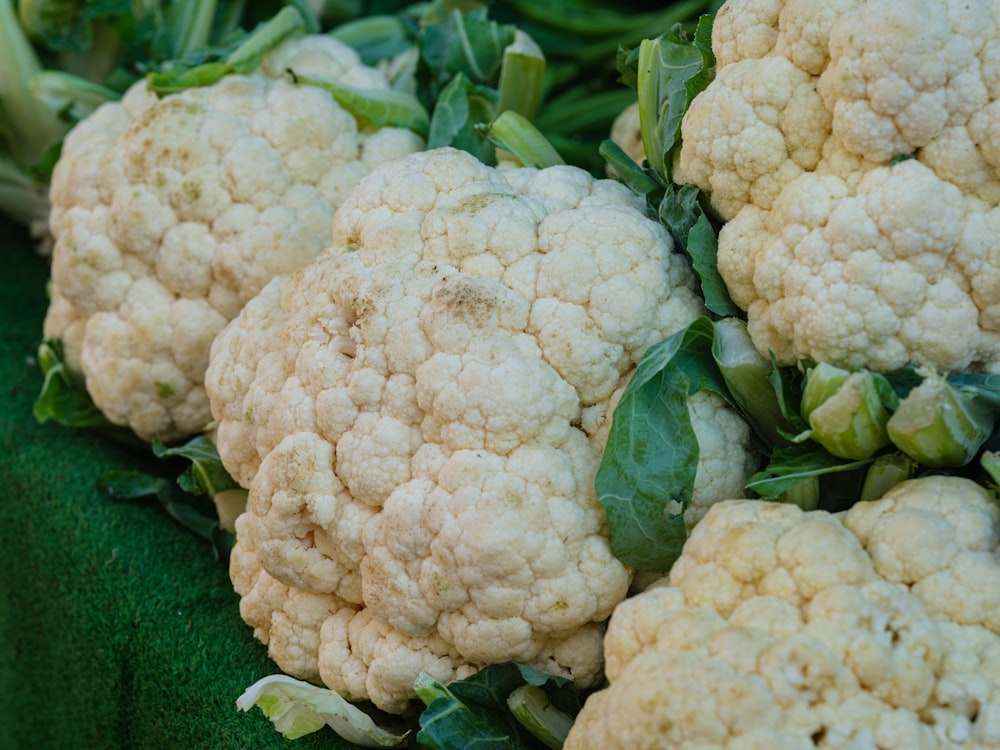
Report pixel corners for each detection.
[42,34,425,442]
[564,475,1000,749]
[607,101,646,171]
[204,146,746,713]
[676,0,1000,373]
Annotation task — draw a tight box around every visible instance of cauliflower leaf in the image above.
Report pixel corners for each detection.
[414,663,581,750]
[236,674,410,746]
[596,316,736,570]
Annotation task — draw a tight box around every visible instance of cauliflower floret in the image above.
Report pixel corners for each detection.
[676,54,831,220]
[679,0,1000,373]
[205,147,734,712]
[43,35,424,442]
[685,390,760,529]
[724,159,990,371]
[564,475,1000,749]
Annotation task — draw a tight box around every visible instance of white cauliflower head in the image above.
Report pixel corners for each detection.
[207,146,712,712]
[43,34,424,441]
[677,0,1000,373]
[564,475,1000,749]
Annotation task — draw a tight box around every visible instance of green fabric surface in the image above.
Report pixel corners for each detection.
[0,218,359,750]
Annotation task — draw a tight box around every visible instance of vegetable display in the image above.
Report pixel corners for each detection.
[4,0,1000,748]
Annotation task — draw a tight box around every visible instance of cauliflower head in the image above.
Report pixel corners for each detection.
[565,475,1000,749]
[205,146,713,712]
[677,0,1000,373]
[607,101,646,173]
[43,34,424,441]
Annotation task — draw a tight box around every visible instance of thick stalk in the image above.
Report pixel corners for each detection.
[887,368,995,467]
[0,0,67,168]
[801,362,894,460]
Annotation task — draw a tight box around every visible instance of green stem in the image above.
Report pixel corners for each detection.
[495,30,546,121]
[165,0,220,59]
[507,685,573,750]
[0,0,68,168]
[224,5,307,72]
[482,110,564,168]
[31,70,119,122]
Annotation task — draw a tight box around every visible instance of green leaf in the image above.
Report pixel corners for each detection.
[414,664,579,750]
[800,363,896,460]
[711,317,792,452]
[419,8,517,92]
[746,443,874,499]
[635,16,714,180]
[947,371,1000,407]
[595,317,730,570]
[33,339,112,430]
[767,354,808,433]
[0,0,69,169]
[151,434,239,497]
[859,452,915,502]
[96,468,227,550]
[29,70,119,124]
[415,673,524,750]
[654,183,737,316]
[597,138,662,196]
[161,0,219,60]
[426,72,498,162]
[887,367,997,468]
[481,110,564,168]
[292,71,430,136]
[684,211,738,316]
[18,0,133,52]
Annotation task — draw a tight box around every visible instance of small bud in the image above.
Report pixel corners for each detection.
[800,362,895,460]
[887,368,995,467]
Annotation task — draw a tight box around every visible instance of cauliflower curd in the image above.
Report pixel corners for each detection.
[565,475,1000,749]
[204,147,749,712]
[42,34,424,441]
[677,0,1000,373]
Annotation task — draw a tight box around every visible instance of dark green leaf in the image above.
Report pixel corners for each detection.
[420,8,516,91]
[414,664,579,750]
[33,339,112,430]
[427,72,472,147]
[415,676,525,750]
[151,434,239,497]
[767,354,808,433]
[598,139,662,196]
[595,317,729,570]
[654,183,737,317]
[746,443,874,499]
[634,16,714,179]
[97,467,233,561]
[328,13,417,65]
[426,73,497,161]
[685,213,738,316]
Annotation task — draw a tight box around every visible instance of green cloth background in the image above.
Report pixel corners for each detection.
[0,217,360,750]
